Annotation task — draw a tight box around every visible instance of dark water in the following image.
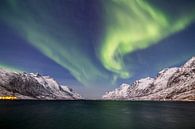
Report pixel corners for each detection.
[0,101,195,129]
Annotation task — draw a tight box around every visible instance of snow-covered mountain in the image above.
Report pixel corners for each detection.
[103,57,195,101]
[0,69,82,100]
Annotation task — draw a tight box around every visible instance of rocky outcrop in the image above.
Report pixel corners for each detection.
[103,57,195,101]
[0,69,82,100]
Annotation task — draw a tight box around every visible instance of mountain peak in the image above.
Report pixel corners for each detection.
[183,57,195,68]
[0,69,82,100]
[103,57,195,101]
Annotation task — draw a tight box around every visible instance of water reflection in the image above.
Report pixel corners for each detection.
[0,101,195,129]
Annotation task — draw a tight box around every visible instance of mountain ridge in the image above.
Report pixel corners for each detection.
[102,57,195,101]
[0,69,82,100]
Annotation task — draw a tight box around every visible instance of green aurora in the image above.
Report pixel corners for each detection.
[0,63,23,72]
[99,0,195,79]
[0,0,195,87]
[0,0,110,86]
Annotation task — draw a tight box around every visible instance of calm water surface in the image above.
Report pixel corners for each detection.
[0,101,194,129]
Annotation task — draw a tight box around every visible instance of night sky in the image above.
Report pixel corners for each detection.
[0,0,195,98]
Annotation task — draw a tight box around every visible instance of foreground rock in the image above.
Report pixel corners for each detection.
[0,69,82,100]
[103,57,195,101]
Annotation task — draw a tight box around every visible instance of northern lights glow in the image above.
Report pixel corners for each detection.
[0,0,195,96]
[99,0,195,79]
[0,63,22,72]
[0,0,110,86]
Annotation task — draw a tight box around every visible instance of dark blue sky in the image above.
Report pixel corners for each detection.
[0,0,195,98]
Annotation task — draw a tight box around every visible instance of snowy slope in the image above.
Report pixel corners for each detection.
[0,69,82,100]
[103,57,195,101]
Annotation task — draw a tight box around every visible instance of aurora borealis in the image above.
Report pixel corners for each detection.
[100,0,195,79]
[0,0,195,98]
